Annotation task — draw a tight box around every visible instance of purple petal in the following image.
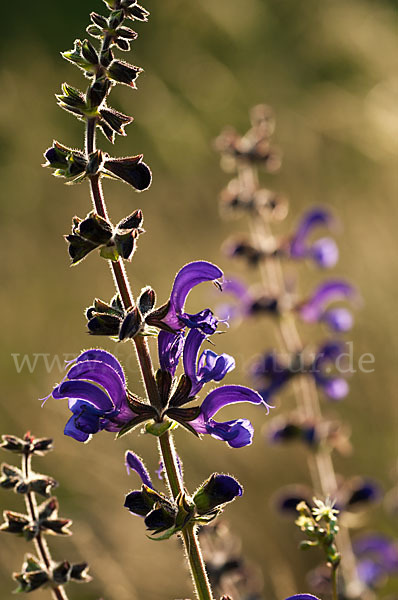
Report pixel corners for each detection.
[66,360,127,408]
[357,559,385,587]
[205,418,255,448]
[125,451,153,489]
[64,414,91,442]
[170,261,223,310]
[222,278,252,303]
[199,385,267,420]
[158,331,185,376]
[76,349,126,384]
[180,309,219,334]
[198,350,235,382]
[56,380,115,412]
[354,535,398,570]
[322,308,353,332]
[311,237,339,268]
[164,261,223,329]
[183,329,206,393]
[291,207,336,258]
[300,280,356,323]
[323,377,349,400]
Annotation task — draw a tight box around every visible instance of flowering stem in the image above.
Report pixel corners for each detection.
[85,119,214,600]
[22,452,69,600]
[331,565,338,600]
[237,162,370,599]
[182,525,214,600]
[158,432,214,600]
[158,431,184,497]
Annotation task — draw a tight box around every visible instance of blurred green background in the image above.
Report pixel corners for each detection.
[0,0,397,598]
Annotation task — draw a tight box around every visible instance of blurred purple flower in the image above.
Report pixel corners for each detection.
[354,534,398,588]
[160,261,223,334]
[290,207,339,268]
[49,349,135,442]
[275,477,380,516]
[190,385,269,448]
[298,280,357,332]
[218,277,279,322]
[312,341,349,400]
[183,329,235,396]
[251,341,349,404]
[251,351,296,404]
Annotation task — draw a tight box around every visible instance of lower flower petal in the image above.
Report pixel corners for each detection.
[205,418,254,448]
[64,415,91,442]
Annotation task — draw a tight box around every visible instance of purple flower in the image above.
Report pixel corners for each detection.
[298,280,357,332]
[290,207,339,268]
[218,277,279,321]
[251,352,295,404]
[49,349,136,442]
[354,534,398,588]
[252,342,349,404]
[190,385,269,448]
[160,261,223,334]
[183,329,235,396]
[312,341,349,400]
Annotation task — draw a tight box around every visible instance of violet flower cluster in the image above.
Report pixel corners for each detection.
[47,260,269,448]
[39,3,277,598]
[215,106,393,598]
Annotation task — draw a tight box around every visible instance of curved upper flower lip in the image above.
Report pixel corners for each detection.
[162,261,223,331]
[290,207,339,267]
[189,384,269,447]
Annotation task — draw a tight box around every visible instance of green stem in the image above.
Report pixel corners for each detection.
[158,431,214,600]
[22,453,69,600]
[182,525,214,600]
[158,430,183,498]
[331,565,338,600]
[85,119,214,600]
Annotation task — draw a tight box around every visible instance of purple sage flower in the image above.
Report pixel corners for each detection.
[49,349,136,442]
[252,342,349,404]
[218,277,279,322]
[289,207,339,268]
[298,280,357,332]
[312,341,349,400]
[354,534,398,588]
[190,385,269,448]
[159,261,223,334]
[251,351,295,405]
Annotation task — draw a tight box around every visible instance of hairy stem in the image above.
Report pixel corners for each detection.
[22,453,68,600]
[237,162,371,599]
[85,119,214,600]
[331,565,338,600]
